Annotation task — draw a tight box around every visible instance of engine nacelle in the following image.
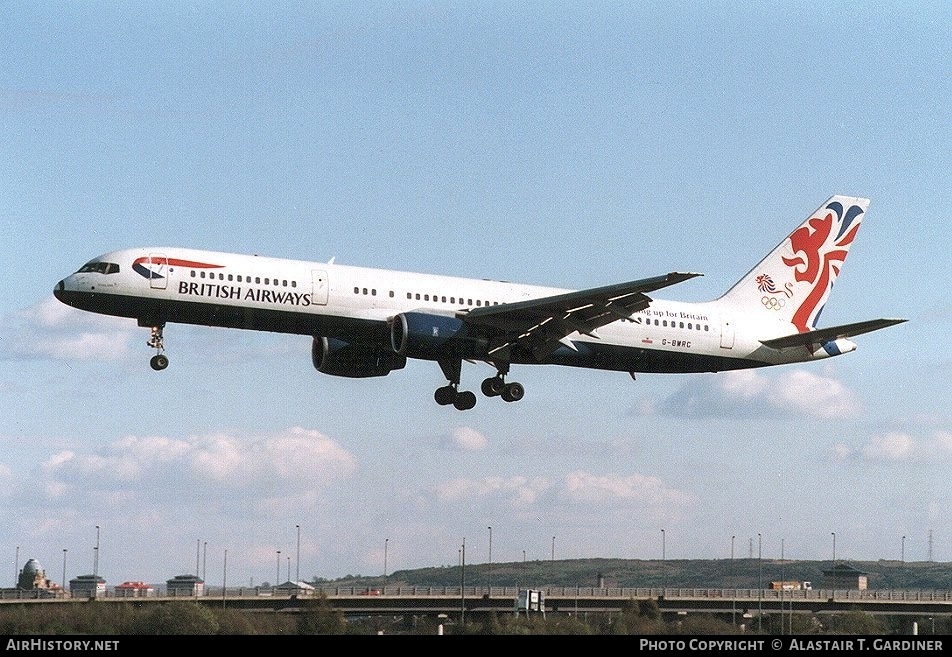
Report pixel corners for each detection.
[390,312,468,359]
[311,337,406,378]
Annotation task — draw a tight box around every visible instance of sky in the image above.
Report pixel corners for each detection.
[1,2,949,588]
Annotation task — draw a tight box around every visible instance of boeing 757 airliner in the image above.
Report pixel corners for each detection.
[54,195,905,410]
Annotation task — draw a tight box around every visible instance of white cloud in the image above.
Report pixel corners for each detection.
[862,432,915,461]
[440,426,488,452]
[855,429,952,463]
[560,470,696,508]
[432,470,695,511]
[646,369,861,419]
[434,475,551,507]
[1,297,135,361]
[31,427,356,503]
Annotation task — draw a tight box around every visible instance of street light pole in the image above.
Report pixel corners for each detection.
[94,526,100,581]
[831,532,836,563]
[222,549,227,609]
[295,524,301,584]
[276,550,281,585]
[731,535,735,575]
[901,535,906,563]
[460,538,466,626]
[661,529,666,561]
[487,526,492,589]
[384,538,389,584]
[62,549,67,590]
[757,532,762,633]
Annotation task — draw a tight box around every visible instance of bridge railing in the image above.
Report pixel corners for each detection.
[5,585,952,603]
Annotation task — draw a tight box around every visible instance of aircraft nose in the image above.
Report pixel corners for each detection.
[54,279,65,300]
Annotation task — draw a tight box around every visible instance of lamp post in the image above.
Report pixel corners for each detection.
[222,549,227,609]
[460,538,466,626]
[295,524,301,584]
[661,529,666,561]
[831,532,836,564]
[203,541,207,581]
[384,538,389,583]
[901,535,906,563]
[487,526,492,589]
[551,536,555,561]
[780,538,786,635]
[94,526,100,581]
[730,536,736,627]
[276,550,281,585]
[757,533,762,633]
[14,546,19,587]
[62,549,67,590]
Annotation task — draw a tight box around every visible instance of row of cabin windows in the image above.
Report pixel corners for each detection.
[645,317,710,331]
[191,269,297,288]
[353,287,499,307]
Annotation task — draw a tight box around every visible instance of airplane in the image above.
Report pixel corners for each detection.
[53,195,906,410]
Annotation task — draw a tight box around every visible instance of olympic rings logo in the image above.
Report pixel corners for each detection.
[762,296,785,310]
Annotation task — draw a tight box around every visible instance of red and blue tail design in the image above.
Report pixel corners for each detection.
[718,195,869,335]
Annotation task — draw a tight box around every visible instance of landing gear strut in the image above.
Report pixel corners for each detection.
[480,363,524,403]
[435,358,477,410]
[147,324,169,371]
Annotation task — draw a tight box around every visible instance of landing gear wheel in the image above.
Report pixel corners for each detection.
[453,390,477,411]
[150,354,169,371]
[481,376,505,397]
[501,382,524,402]
[434,385,457,406]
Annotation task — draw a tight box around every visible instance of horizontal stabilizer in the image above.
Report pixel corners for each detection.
[760,318,907,349]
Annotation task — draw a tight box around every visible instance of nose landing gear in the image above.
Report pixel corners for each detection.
[147,324,169,371]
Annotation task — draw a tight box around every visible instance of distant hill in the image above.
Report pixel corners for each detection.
[323,558,952,591]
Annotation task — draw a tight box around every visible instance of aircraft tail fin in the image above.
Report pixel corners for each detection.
[717,195,869,335]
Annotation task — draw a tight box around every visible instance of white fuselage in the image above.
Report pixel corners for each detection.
[54,247,842,376]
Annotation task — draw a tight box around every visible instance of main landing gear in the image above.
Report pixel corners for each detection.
[147,323,169,371]
[434,359,524,410]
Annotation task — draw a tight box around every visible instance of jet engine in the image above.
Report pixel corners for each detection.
[311,336,406,378]
[390,311,474,360]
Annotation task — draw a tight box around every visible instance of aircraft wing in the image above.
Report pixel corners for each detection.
[760,318,908,349]
[461,271,702,361]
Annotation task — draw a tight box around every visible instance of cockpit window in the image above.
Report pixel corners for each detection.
[77,261,120,275]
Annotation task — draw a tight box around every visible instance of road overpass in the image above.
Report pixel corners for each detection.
[4,585,952,621]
